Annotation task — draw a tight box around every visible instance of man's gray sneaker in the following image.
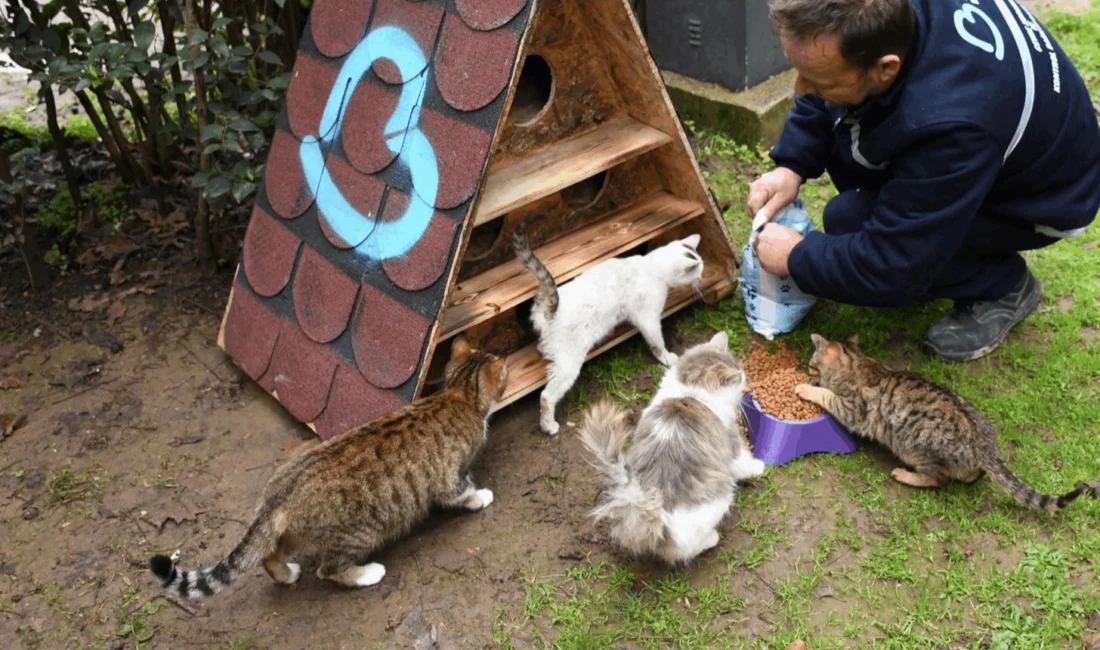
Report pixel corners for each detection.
[923,270,1043,362]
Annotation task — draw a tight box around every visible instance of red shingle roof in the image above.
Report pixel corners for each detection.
[221,0,533,438]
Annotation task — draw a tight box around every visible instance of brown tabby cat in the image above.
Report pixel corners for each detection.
[149,336,508,599]
[795,333,1099,513]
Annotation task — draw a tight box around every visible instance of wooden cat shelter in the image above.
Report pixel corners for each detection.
[217,0,739,439]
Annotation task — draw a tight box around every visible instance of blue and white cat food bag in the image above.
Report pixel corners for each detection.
[739,197,818,339]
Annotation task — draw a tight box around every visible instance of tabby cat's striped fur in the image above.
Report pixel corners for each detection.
[795,333,1098,513]
[149,336,508,600]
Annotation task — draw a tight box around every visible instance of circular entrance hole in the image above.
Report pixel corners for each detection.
[507,55,553,127]
[463,217,505,261]
[561,170,609,210]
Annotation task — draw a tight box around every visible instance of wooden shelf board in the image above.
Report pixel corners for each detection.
[490,264,735,412]
[473,116,673,225]
[441,191,704,340]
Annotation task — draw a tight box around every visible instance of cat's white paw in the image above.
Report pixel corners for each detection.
[704,530,721,550]
[285,562,301,585]
[748,458,767,478]
[794,383,815,401]
[355,563,386,587]
[541,419,560,436]
[468,488,494,510]
[659,351,678,367]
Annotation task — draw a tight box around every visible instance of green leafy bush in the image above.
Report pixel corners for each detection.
[0,0,305,260]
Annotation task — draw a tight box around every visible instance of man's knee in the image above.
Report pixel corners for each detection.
[822,188,877,235]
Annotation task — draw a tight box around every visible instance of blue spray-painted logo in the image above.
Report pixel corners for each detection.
[300,25,438,262]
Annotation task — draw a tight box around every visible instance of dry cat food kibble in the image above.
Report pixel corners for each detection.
[743,342,825,421]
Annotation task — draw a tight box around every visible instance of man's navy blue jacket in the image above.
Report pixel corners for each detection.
[774,0,1100,305]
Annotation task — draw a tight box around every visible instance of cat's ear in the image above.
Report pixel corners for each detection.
[810,333,826,350]
[845,333,860,346]
[682,234,701,250]
[491,356,508,381]
[709,331,729,349]
[451,335,472,360]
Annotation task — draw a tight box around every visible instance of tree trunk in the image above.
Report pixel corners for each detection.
[95,88,149,186]
[74,90,134,185]
[185,0,214,270]
[158,0,190,135]
[0,150,50,290]
[42,86,84,214]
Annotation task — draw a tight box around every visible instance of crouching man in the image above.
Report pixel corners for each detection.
[750,0,1100,361]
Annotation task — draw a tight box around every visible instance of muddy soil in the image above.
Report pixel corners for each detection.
[0,236,726,649]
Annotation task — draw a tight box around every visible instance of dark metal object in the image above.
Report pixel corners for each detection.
[642,0,790,91]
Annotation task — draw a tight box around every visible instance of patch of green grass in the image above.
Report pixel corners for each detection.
[107,589,168,649]
[513,561,748,649]
[35,178,131,238]
[46,468,102,503]
[525,10,1100,646]
[1042,0,1100,96]
[0,102,102,152]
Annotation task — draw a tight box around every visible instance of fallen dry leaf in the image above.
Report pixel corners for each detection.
[109,257,129,286]
[87,331,122,354]
[1083,240,1100,251]
[106,300,127,327]
[1,412,28,438]
[95,238,139,262]
[151,495,205,531]
[67,294,110,313]
[1085,632,1100,650]
[167,435,203,447]
[116,285,157,300]
[0,372,29,390]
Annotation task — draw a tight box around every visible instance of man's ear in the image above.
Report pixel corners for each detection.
[872,54,902,86]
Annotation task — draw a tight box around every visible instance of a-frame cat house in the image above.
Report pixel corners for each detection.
[217,0,739,439]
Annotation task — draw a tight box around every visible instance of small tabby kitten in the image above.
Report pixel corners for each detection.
[513,215,704,435]
[149,336,508,599]
[578,332,766,565]
[796,333,1099,513]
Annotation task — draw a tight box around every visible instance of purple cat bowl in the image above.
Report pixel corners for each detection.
[740,392,858,466]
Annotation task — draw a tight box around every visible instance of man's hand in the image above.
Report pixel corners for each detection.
[748,167,803,218]
[753,223,803,276]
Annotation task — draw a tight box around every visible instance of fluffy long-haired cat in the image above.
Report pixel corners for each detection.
[513,216,705,435]
[578,332,766,565]
[149,336,508,600]
[796,333,1099,513]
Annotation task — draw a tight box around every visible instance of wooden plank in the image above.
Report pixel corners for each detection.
[473,116,673,225]
[581,0,740,298]
[440,191,703,340]
[490,264,735,412]
[410,2,543,402]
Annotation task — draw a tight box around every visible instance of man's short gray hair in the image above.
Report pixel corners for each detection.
[768,0,916,69]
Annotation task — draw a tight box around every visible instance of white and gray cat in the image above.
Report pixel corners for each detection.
[512,215,705,435]
[577,332,766,565]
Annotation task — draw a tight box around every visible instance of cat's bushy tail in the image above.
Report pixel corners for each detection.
[982,458,1100,513]
[148,503,284,600]
[577,402,667,553]
[511,213,559,319]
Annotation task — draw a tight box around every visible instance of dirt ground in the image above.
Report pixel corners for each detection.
[0,254,624,649]
[3,2,1097,647]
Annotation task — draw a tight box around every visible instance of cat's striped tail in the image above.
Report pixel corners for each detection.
[511,213,559,319]
[984,458,1100,513]
[578,402,667,554]
[149,505,283,600]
